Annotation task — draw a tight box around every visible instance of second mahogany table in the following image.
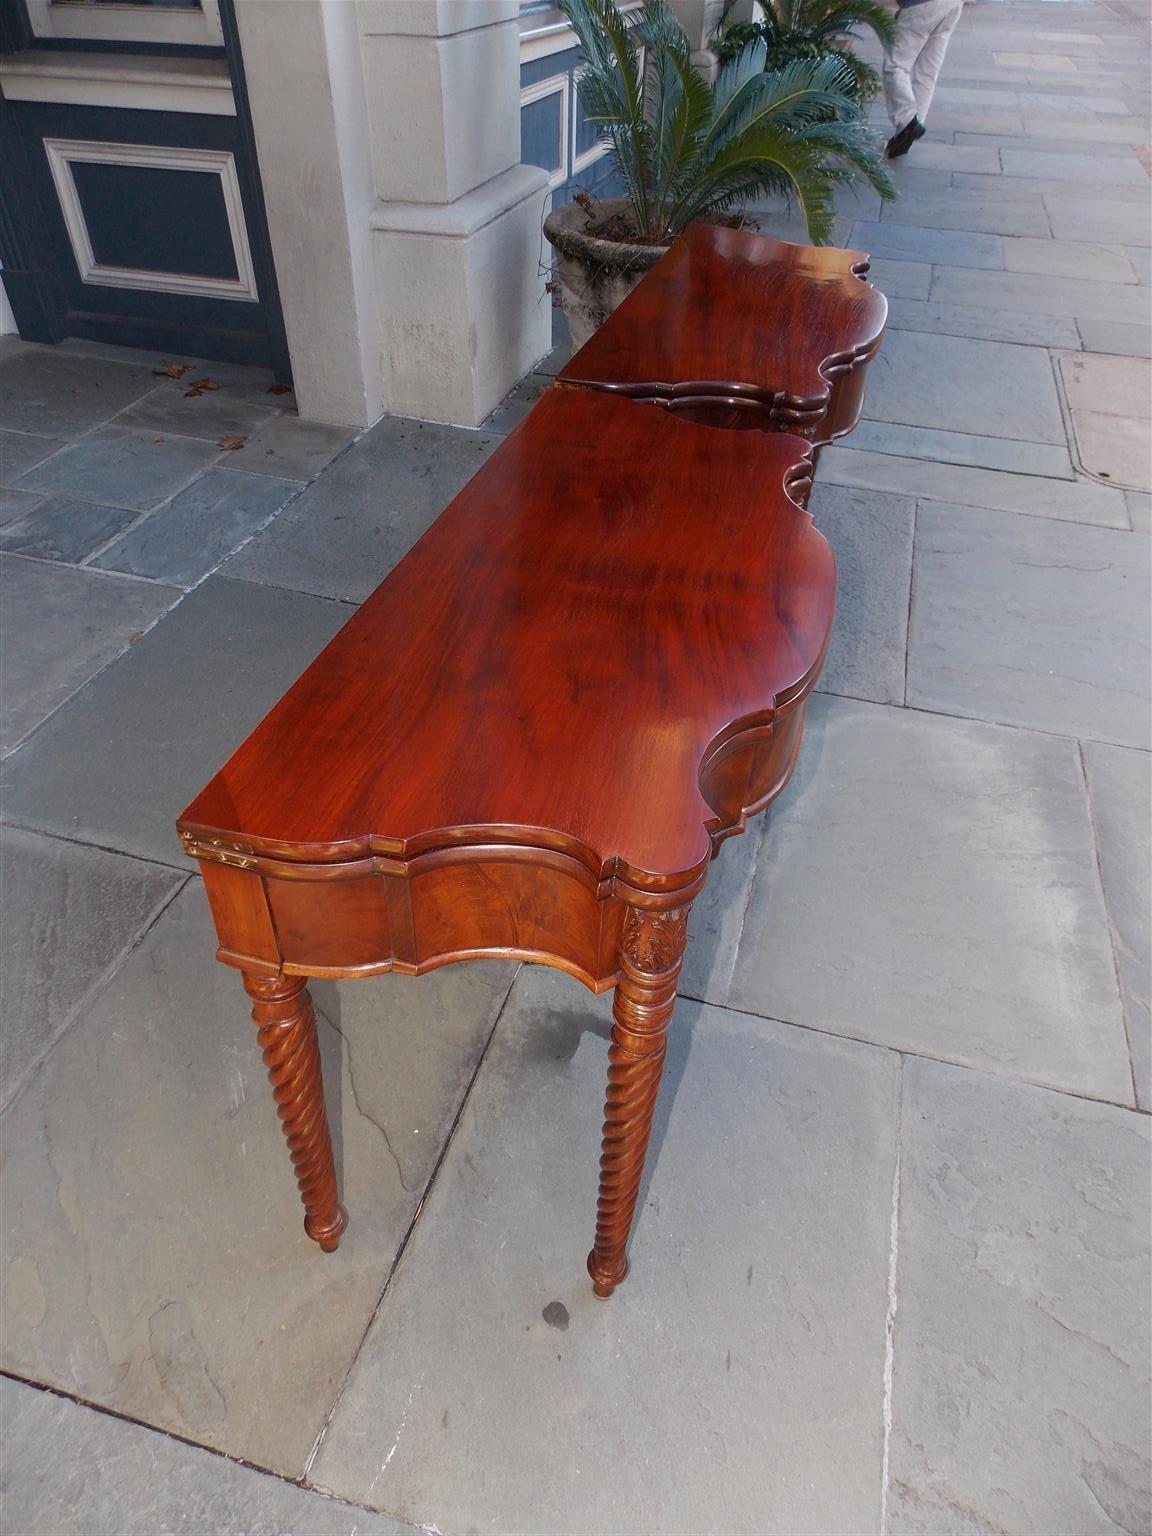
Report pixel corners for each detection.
[178,388,836,1297]
[557,222,888,442]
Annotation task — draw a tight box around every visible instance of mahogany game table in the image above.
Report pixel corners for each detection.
[178,229,885,1298]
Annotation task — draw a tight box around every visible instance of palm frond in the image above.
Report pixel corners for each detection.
[707,52,861,151]
[710,36,768,120]
[668,125,842,242]
[558,0,653,231]
[800,0,897,46]
[558,2,893,244]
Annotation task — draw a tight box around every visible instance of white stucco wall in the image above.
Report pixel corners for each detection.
[235,0,550,429]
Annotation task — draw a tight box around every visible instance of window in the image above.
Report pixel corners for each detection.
[24,0,224,47]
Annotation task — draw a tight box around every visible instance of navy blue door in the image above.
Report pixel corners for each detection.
[0,0,290,374]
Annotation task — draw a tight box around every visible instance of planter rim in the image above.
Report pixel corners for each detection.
[543,198,671,274]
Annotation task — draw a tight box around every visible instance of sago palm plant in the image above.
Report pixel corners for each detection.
[557,0,894,247]
[713,0,898,104]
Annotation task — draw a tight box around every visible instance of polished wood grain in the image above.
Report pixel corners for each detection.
[180,377,839,1292]
[557,223,887,443]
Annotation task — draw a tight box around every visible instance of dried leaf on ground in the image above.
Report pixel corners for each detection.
[218,434,247,451]
[153,363,192,379]
[183,389,203,398]
[189,377,221,391]
[267,383,293,396]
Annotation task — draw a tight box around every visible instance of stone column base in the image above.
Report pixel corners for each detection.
[371,164,552,428]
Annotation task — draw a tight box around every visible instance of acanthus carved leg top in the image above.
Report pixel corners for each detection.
[243,972,347,1253]
[587,903,691,1299]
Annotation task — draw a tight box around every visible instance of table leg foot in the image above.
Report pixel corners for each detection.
[244,972,347,1254]
[587,1250,628,1298]
[587,904,690,1297]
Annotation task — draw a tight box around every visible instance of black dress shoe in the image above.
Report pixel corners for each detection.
[886,116,925,159]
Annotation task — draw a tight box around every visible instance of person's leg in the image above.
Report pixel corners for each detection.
[912,1,964,126]
[882,6,931,131]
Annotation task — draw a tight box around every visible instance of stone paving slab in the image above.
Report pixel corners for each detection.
[218,413,359,481]
[956,132,1141,158]
[92,467,304,587]
[930,265,1152,325]
[925,109,1027,134]
[225,415,501,603]
[0,575,351,865]
[0,349,157,436]
[483,371,553,433]
[865,258,933,299]
[1019,115,1152,142]
[0,825,182,1111]
[902,141,1003,174]
[1060,350,1151,414]
[884,296,1082,349]
[851,220,1005,270]
[882,189,1052,238]
[819,446,1129,526]
[889,1057,1151,1536]
[1003,147,1147,183]
[1083,741,1151,1109]
[849,419,1074,479]
[1002,236,1140,284]
[0,881,515,1474]
[907,502,1150,746]
[1126,490,1151,533]
[2,1378,413,1536]
[16,425,221,513]
[0,556,179,756]
[312,967,899,1535]
[725,695,1133,1102]
[678,816,766,1004]
[114,382,282,445]
[862,329,1066,444]
[808,481,915,705]
[1046,196,1152,246]
[0,496,140,564]
[114,380,282,442]
[0,430,62,487]
[533,341,572,377]
[1076,317,1152,357]
[993,50,1076,70]
[0,487,46,528]
[930,85,1021,109]
[1072,408,1151,489]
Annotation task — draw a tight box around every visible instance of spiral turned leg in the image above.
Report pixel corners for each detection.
[587,904,690,1299]
[243,972,347,1252]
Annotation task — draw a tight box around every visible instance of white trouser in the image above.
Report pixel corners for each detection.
[882,0,963,131]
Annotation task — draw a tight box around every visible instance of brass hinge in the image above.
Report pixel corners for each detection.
[180,831,257,870]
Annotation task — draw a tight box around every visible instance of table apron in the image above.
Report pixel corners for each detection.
[194,692,814,993]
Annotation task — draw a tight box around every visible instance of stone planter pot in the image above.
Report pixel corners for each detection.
[543,198,670,353]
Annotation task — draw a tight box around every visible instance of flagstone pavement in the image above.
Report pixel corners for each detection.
[1,3,1150,1532]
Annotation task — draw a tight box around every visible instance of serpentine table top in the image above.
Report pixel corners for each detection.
[179,228,879,1300]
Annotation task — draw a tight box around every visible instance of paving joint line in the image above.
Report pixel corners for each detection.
[0,872,190,1118]
[1075,737,1143,1107]
[879,1054,905,1536]
[0,1369,447,1536]
[903,498,918,707]
[676,989,1149,1117]
[300,964,524,1489]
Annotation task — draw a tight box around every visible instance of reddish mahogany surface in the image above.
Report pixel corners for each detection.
[557,223,887,441]
[180,388,834,895]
